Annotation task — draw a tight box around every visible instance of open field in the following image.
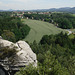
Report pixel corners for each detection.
[22,19,65,43]
[72,14,75,16]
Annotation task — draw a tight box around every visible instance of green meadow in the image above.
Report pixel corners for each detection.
[22,19,65,43]
[72,14,75,16]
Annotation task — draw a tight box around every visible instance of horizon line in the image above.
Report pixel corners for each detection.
[0,6,75,11]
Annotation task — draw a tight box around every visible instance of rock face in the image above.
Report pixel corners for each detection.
[0,38,37,71]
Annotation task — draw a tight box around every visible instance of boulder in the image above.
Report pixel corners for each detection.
[0,38,37,71]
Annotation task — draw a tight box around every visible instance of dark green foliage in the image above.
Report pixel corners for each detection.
[40,32,74,49]
[37,53,45,63]
[0,12,12,18]
[39,32,75,75]
[15,51,70,75]
[1,30,16,42]
[58,18,72,29]
[24,14,49,20]
[0,46,17,60]
[20,25,30,38]
[0,12,30,42]
[51,13,75,29]
[40,35,55,45]
[15,64,39,75]
[28,32,75,75]
[30,40,50,54]
[13,28,22,41]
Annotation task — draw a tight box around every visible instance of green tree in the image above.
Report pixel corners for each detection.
[13,28,22,41]
[20,25,30,38]
[1,30,16,42]
[15,64,39,75]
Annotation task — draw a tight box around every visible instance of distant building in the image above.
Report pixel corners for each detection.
[27,17,29,19]
[38,12,44,14]
[28,12,32,14]
[22,16,24,19]
[33,12,37,14]
[22,12,24,14]
[32,17,34,19]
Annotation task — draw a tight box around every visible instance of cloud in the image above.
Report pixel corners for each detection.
[0,0,75,10]
[0,1,3,5]
[0,2,6,10]
[0,1,8,7]
[13,0,37,3]
[0,0,39,10]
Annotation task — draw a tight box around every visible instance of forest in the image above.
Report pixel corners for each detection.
[0,12,30,42]
[15,32,75,75]
[51,13,75,29]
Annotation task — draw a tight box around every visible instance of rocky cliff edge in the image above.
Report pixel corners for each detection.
[0,38,37,71]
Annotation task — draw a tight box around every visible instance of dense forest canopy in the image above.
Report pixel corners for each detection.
[15,32,75,75]
[0,12,30,42]
[0,12,12,18]
[51,13,75,29]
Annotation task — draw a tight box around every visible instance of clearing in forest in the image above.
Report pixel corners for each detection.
[22,19,65,43]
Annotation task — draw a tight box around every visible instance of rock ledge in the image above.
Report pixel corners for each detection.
[0,38,37,71]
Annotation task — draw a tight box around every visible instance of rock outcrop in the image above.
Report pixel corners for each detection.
[0,38,37,71]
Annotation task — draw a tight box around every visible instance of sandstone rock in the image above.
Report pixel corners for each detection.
[0,38,37,71]
[0,36,2,39]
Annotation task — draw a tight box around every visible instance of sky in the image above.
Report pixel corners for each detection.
[0,0,75,10]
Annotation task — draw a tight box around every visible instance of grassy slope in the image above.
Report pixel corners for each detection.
[71,29,75,33]
[72,14,75,16]
[22,19,65,43]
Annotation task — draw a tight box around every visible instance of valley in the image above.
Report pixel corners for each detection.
[22,19,65,43]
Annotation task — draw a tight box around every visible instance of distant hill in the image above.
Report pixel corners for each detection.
[30,7,75,13]
[0,7,75,13]
[48,7,75,13]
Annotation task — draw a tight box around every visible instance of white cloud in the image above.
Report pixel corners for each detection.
[0,1,8,9]
[0,1,3,5]
[0,0,39,10]
[0,0,75,10]
[13,0,37,3]
[0,1,6,6]
[0,0,60,10]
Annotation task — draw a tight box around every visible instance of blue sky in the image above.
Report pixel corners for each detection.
[0,0,75,10]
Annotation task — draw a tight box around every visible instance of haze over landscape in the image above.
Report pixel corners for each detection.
[0,0,75,10]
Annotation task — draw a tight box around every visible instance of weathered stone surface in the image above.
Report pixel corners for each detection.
[0,36,2,39]
[0,38,37,71]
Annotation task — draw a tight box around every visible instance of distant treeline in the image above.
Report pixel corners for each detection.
[0,12,12,18]
[0,12,30,42]
[24,13,75,29]
[24,14,50,20]
[51,13,75,29]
